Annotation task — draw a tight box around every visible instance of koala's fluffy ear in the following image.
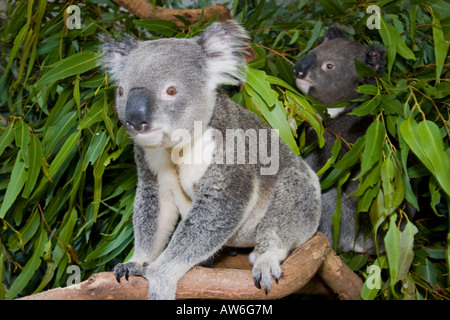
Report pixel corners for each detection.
[98,35,138,81]
[365,45,386,76]
[323,26,347,42]
[198,20,249,87]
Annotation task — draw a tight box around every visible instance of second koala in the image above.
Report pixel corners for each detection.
[294,27,385,253]
[100,21,321,299]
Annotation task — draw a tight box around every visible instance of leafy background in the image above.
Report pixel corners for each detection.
[0,0,449,300]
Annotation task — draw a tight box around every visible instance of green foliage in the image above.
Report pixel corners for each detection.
[0,0,449,300]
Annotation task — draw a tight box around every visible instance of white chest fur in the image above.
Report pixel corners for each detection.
[142,127,216,217]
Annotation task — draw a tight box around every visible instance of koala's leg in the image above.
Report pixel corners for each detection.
[141,164,254,299]
[252,166,321,293]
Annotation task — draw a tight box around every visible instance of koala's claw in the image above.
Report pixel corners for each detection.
[253,274,262,290]
[252,255,283,294]
[252,272,281,295]
[114,262,145,283]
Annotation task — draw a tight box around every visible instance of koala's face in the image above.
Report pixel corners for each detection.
[293,38,366,105]
[115,39,212,148]
[100,21,248,148]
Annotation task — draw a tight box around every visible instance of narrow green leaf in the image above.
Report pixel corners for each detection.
[266,75,298,93]
[78,97,105,130]
[381,157,395,212]
[357,84,378,96]
[52,208,78,267]
[2,24,28,81]
[245,68,276,107]
[417,120,450,197]
[7,208,40,252]
[44,111,78,157]
[0,150,27,218]
[353,159,381,197]
[245,84,299,155]
[22,135,43,198]
[14,120,30,167]
[400,118,450,197]
[379,17,415,70]
[385,214,418,290]
[285,90,324,147]
[33,238,55,294]
[385,214,400,289]
[402,173,419,211]
[348,96,381,116]
[379,17,395,75]
[357,181,381,213]
[399,117,432,172]
[82,131,110,171]
[48,131,81,179]
[73,76,81,108]
[432,15,449,79]
[6,228,47,299]
[332,170,351,251]
[35,50,99,88]
[299,20,323,55]
[85,227,133,261]
[359,119,385,177]
[0,124,15,156]
[317,138,341,176]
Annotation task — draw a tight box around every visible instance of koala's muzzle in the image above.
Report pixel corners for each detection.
[125,88,153,133]
[293,53,316,78]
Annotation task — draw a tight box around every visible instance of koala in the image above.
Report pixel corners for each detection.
[293,27,385,253]
[100,20,321,299]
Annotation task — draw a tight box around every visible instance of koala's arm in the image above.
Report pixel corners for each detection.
[147,163,254,279]
[130,146,179,264]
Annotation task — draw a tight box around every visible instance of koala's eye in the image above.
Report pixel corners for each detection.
[166,86,178,96]
[325,63,334,70]
[118,86,125,97]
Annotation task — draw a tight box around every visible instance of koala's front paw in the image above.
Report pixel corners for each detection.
[252,255,283,294]
[114,262,146,283]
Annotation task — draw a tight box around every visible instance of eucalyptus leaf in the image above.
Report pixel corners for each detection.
[0,150,27,218]
[359,120,385,178]
[35,50,99,88]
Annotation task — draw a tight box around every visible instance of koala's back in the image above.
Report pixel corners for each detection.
[210,89,309,172]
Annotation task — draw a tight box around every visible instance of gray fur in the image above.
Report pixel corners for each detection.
[294,27,385,253]
[100,20,321,299]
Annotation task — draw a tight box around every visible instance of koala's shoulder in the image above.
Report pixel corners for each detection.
[209,89,265,133]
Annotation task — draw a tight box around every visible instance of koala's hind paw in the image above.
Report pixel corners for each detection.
[114,262,146,283]
[252,255,283,294]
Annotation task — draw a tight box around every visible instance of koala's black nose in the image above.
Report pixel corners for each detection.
[125,87,153,133]
[293,53,316,78]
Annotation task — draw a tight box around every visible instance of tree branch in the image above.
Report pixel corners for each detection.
[19,233,363,300]
[112,0,232,27]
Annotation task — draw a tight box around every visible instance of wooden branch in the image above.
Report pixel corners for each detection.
[112,0,232,27]
[318,248,364,300]
[19,233,362,300]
